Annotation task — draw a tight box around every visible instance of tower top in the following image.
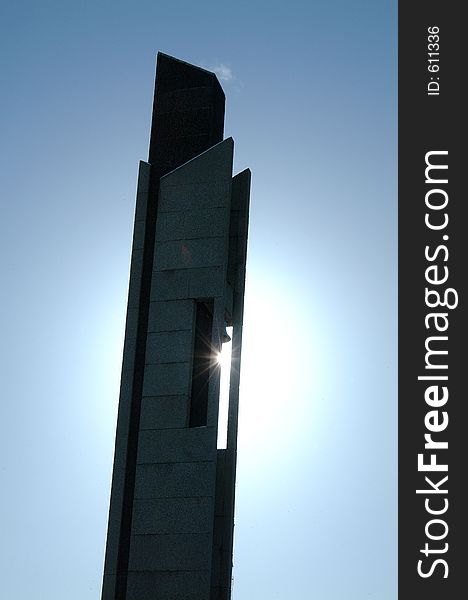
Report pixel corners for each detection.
[156,52,225,96]
[149,52,226,173]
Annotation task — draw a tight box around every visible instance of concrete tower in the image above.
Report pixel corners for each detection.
[101,53,250,600]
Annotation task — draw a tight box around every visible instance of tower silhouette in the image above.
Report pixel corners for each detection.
[101,53,250,600]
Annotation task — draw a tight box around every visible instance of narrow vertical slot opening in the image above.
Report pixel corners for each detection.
[189,301,214,427]
[217,326,233,448]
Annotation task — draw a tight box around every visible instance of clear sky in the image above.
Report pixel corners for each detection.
[0,1,396,598]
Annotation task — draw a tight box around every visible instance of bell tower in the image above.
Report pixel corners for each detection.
[101,53,250,600]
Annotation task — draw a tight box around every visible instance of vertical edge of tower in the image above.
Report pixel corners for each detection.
[102,161,151,600]
[211,168,251,600]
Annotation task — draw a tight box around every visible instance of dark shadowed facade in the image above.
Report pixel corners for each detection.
[101,53,250,600]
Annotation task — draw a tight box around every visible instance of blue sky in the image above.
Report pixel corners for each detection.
[0,1,396,598]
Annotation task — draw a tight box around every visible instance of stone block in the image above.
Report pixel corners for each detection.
[132,496,214,535]
[155,211,185,242]
[126,570,211,600]
[128,532,212,571]
[158,181,231,213]
[148,299,194,333]
[142,362,191,397]
[134,461,216,499]
[188,266,225,298]
[154,237,226,271]
[136,427,217,464]
[151,269,190,301]
[183,207,229,239]
[145,330,193,364]
[139,395,188,430]
[154,207,229,242]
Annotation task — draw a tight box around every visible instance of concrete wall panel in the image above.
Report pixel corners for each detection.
[158,181,231,212]
[139,395,188,430]
[134,462,216,499]
[145,330,193,364]
[188,266,225,299]
[155,207,228,242]
[137,427,216,464]
[159,138,233,188]
[102,160,151,586]
[148,299,194,333]
[154,237,226,271]
[142,362,191,397]
[150,270,190,301]
[126,570,211,600]
[128,533,212,571]
[132,497,214,534]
